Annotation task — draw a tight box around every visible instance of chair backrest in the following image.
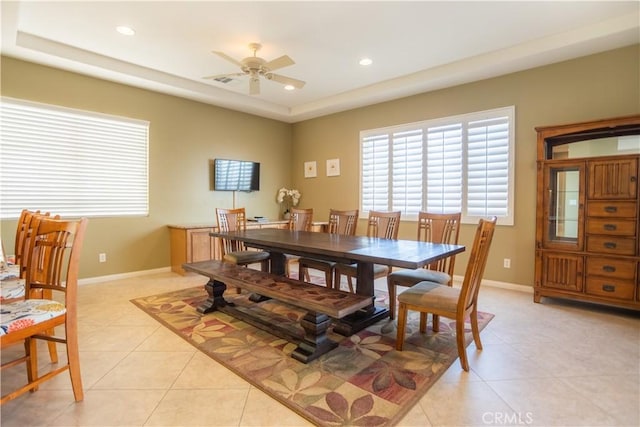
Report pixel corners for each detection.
[288,208,313,231]
[327,209,359,236]
[24,216,88,305]
[458,217,497,313]
[216,207,248,255]
[15,209,50,278]
[0,240,5,268]
[366,210,401,239]
[418,211,462,278]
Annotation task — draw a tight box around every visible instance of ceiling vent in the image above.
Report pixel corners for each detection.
[213,76,234,84]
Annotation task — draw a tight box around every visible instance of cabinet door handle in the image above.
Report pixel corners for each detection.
[602,284,616,292]
[604,206,617,213]
[603,224,617,231]
[602,265,616,273]
[604,242,617,249]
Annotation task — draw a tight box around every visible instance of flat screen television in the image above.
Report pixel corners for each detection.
[213,158,260,192]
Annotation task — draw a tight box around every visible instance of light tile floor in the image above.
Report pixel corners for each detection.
[1,270,638,426]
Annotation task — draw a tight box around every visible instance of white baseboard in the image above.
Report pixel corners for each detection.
[452,275,533,293]
[79,267,172,285]
[79,267,534,295]
[482,278,533,293]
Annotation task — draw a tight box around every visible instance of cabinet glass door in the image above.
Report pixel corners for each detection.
[543,162,585,250]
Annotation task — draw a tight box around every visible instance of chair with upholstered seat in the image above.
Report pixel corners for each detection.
[13,209,37,274]
[298,209,359,288]
[216,207,270,274]
[14,209,49,279]
[283,207,314,277]
[333,210,401,292]
[1,210,45,304]
[2,209,60,362]
[387,212,461,319]
[395,216,497,372]
[1,216,89,404]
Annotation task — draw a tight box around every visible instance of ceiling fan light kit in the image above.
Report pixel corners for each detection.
[204,42,306,95]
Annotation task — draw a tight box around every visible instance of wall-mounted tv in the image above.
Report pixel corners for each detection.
[213,158,260,192]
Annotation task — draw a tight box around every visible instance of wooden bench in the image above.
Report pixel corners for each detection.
[182,260,373,363]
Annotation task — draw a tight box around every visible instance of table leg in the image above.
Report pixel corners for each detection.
[269,251,286,275]
[291,311,337,363]
[355,261,374,296]
[333,261,389,335]
[249,251,285,303]
[197,279,230,314]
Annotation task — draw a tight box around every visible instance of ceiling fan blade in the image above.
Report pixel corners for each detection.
[203,72,245,80]
[249,77,260,95]
[268,73,306,89]
[263,55,294,72]
[212,51,244,67]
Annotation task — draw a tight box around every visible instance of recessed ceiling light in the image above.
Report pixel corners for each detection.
[284,85,295,91]
[116,26,135,36]
[359,58,373,66]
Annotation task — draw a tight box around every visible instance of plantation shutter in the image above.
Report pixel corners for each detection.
[361,134,390,212]
[359,106,513,225]
[425,123,463,213]
[466,115,510,218]
[391,129,423,215]
[0,97,149,218]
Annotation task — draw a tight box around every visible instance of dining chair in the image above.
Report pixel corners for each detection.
[0,216,89,404]
[2,209,44,300]
[4,209,60,362]
[14,209,48,279]
[216,207,270,275]
[395,216,497,372]
[283,207,314,277]
[386,211,461,319]
[333,210,401,292]
[298,209,359,288]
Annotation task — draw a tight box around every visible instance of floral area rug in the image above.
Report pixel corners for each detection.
[131,280,493,427]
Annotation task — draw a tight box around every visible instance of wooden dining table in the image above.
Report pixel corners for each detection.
[210,227,465,334]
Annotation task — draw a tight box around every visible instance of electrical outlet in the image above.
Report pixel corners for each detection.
[503,258,511,269]
[99,253,107,263]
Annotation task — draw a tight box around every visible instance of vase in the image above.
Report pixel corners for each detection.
[283,212,291,220]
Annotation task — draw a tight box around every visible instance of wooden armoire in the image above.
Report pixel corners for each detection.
[534,115,640,310]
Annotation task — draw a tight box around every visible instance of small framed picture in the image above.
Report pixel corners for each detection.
[304,161,317,178]
[326,158,340,177]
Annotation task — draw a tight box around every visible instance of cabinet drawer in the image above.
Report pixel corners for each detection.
[586,277,636,301]
[586,257,637,280]
[587,201,637,218]
[586,218,636,236]
[586,236,637,255]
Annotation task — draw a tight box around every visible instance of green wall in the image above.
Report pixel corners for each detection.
[1,44,638,286]
[289,45,639,285]
[0,56,292,279]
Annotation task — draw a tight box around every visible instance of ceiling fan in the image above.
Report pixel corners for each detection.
[204,43,305,95]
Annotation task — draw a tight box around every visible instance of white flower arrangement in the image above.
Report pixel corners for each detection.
[277,187,301,212]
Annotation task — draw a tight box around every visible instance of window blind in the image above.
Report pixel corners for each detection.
[361,134,390,212]
[359,106,514,225]
[0,97,149,219]
[392,129,423,215]
[466,116,511,218]
[426,123,463,213]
